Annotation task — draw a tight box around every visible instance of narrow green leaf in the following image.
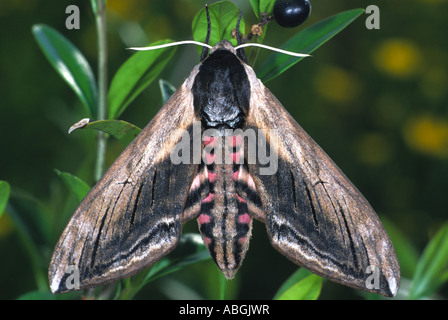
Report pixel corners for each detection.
[249,0,275,18]
[275,269,322,300]
[192,1,245,48]
[79,119,142,146]
[32,24,98,117]
[108,40,176,120]
[119,234,211,299]
[246,0,275,65]
[55,170,91,203]
[274,268,313,299]
[382,218,419,279]
[159,79,177,104]
[259,0,276,16]
[0,181,10,218]
[249,0,260,18]
[7,195,51,291]
[17,289,81,300]
[257,9,365,83]
[409,223,448,299]
[142,233,211,284]
[87,120,142,146]
[68,118,141,146]
[17,291,56,300]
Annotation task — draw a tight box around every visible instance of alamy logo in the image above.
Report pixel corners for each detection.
[65,5,80,30]
[64,265,80,290]
[365,5,380,30]
[170,121,279,175]
[365,265,380,290]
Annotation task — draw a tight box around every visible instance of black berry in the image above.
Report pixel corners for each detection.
[273,0,311,28]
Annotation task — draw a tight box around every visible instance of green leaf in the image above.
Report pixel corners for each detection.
[274,268,317,299]
[257,9,365,83]
[249,0,260,18]
[250,0,276,18]
[192,1,245,48]
[142,233,211,283]
[17,290,57,300]
[0,180,10,218]
[7,193,51,291]
[108,39,177,120]
[382,218,419,279]
[69,119,142,146]
[274,269,322,300]
[86,120,142,146]
[32,24,98,117]
[17,290,81,300]
[409,222,448,299]
[55,170,91,203]
[246,0,275,65]
[159,79,177,104]
[118,233,211,299]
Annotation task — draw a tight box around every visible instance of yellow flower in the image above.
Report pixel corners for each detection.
[403,115,448,157]
[373,39,422,78]
[107,0,149,21]
[355,133,392,166]
[0,214,13,238]
[313,66,360,104]
[419,0,444,3]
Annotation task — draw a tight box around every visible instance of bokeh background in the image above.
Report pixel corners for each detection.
[0,0,447,299]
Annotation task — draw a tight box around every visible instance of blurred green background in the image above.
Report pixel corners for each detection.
[0,0,447,299]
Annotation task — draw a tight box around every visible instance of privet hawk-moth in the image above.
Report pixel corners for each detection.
[49,16,400,297]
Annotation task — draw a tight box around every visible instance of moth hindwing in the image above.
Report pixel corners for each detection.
[49,40,400,297]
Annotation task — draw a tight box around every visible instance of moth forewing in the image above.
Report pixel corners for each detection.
[48,77,200,294]
[242,63,400,297]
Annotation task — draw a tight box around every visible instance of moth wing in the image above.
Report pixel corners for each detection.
[49,73,200,294]
[243,65,400,297]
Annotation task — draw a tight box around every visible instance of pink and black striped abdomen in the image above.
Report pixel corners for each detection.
[184,133,262,278]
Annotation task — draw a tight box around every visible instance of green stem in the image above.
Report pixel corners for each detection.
[219,272,227,300]
[94,0,108,181]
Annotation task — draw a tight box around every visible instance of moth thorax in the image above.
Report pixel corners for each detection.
[192,49,251,129]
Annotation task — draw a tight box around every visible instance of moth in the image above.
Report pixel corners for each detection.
[49,14,400,298]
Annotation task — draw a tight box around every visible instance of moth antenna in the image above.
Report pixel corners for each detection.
[235,10,248,63]
[200,4,212,61]
[128,40,212,52]
[235,10,243,45]
[235,43,311,58]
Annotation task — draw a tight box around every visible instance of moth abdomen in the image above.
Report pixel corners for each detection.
[190,133,254,278]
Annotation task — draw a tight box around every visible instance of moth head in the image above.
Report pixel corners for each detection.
[206,40,248,65]
[198,4,247,63]
[209,40,237,56]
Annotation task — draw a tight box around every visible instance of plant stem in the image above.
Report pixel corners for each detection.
[94,0,108,181]
[219,272,227,300]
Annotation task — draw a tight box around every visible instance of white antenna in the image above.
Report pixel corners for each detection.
[235,43,310,58]
[128,40,212,51]
[128,40,310,58]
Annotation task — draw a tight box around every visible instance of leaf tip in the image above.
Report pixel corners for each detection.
[68,118,91,134]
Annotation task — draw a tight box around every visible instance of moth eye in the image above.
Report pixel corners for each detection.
[273,0,311,28]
